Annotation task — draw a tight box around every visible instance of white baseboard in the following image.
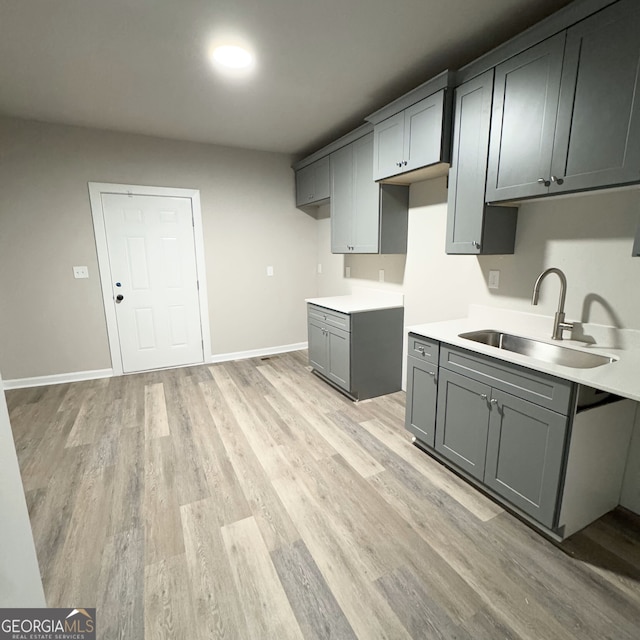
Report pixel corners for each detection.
[2,343,309,390]
[3,368,114,390]
[210,342,308,364]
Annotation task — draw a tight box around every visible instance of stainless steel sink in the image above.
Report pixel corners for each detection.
[458,330,617,369]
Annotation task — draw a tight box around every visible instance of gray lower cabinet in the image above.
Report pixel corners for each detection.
[295,156,330,208]
[406,337,636,538]
[487,0,640,203]
[484,389,567,528]
[446,69,517,255]
[308,303,403,400]
[434,368,491,482]
[404,335,439,447]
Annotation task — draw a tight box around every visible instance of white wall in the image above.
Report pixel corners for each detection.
[0,372,46,606]
[0,117,318,380]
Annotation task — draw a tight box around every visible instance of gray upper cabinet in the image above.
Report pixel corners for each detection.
[446,69,517,254]
[550,0,640,193]
[331,132,409,254]
[373,91,449,181]
[295,156,331,208]
[487,0,640,203]
[486,34,565,202]
[331,134,378,253]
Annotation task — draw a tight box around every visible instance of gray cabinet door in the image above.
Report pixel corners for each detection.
[486,33,565,202]
[405,355,437,447]
[352,133,379,253]
[295,164,315,207]
[435,368,490,481]
[313,156,331,201]
[330,144,354,253]
[550,0,640,194]
[373,111,405,180]
[295,157,331,206]
[308,319,328,375]
[446,71,493,254]
[404,90,446,172]
[484,389,567,528]
[326,326,350,390]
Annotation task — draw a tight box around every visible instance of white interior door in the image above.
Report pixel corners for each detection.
[101,192,204,373]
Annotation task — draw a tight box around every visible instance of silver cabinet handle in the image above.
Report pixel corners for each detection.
[403,160,408,166]
[480,393,488,400]
[396,161,402,167]
[427,371,436,378]
[490,398,498,405]
[472,241,481,249]
[416,346,425,354]
[537,177,551,187]
[551,175,564,185]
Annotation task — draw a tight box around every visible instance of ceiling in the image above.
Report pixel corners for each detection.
[0,0,572,158]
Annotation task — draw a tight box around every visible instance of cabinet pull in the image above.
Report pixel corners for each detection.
[490,398,498,405]
[403,161,408,166]
[480,393,488,400]
[551,175,564,185]
[472,241,481,249]
[427,371,436,378]
[416,346,425,354]
[396,161,402,167]
[537,177,551,187]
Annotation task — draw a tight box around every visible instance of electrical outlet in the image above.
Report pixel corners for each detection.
[488,270,500,290]
[345,266,351,278]
[379,269,385,282]
[266,266,274,276]
[73,266,89,279]
[317,263,322,274]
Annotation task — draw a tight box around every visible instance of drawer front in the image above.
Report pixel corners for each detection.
[307,304,351,332]
[407,333,439,364]
[439,345,573,414]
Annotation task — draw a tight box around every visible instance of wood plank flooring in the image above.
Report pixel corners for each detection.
[7,350,640,639]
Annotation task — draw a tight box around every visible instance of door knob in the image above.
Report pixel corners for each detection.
[116,294,124,303]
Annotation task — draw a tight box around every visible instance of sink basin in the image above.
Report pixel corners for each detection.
[458,330,617,369]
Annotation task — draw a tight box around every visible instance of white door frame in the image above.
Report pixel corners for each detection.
[88,182,212,376]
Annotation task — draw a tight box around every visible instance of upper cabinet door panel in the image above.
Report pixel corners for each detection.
[446,71,494,253]
[373,112,405,181]
[330,144,354,253]
[351,133,379,253]
[404,91,445,172]
[313,156,331,201]
[551,0,640,193]
[295,164,315,207]
[486,33,565,203]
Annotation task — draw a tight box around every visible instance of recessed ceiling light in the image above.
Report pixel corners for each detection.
[211,45,254,70]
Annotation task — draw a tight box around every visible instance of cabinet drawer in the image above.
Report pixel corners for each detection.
[307,304,351,332]
[439,345,573,414]
[407,334,439,364]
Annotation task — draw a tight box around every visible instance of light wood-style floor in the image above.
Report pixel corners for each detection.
[7,350,640,639]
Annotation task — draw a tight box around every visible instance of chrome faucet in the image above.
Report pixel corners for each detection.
[531,268,574,340]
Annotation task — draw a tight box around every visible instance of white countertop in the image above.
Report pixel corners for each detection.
[306,288,404,314]
[408,306,640,403]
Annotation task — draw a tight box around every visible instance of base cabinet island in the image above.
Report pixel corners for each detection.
[306,294,403,401]
[405,324,637,541]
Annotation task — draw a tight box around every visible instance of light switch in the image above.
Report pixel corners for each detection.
[488,270,500,290]
[345,266,351,278]
[73,266,89,279]
[266,266,274,277]
[317,263,322,274]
